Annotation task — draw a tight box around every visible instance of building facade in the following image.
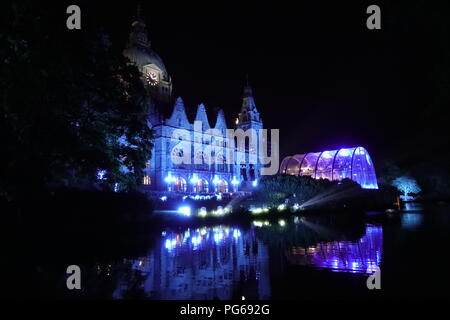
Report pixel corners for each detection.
[123,14,263,193]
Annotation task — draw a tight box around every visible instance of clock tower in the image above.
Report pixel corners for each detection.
[123,10,172,106]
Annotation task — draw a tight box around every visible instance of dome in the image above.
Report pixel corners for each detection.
[123,46,169,81]
[123,17,170,82]
[279,146,378,189]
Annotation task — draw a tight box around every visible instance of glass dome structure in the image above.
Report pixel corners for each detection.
[279,147,378,189]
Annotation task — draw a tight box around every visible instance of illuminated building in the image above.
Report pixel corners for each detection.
[279,146,379,189]
[123,12,263,193]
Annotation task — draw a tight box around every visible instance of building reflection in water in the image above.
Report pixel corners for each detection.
[114,226,271,300]
[112,221,383,299]
[285,224,382,273]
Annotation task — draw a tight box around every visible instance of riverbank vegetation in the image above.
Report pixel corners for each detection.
[237,175,398,212]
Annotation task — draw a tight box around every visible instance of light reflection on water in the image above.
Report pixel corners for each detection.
[112,219,383,299]
[285,224,382,273]
[114,225,271,300]
[400,202,425,230]
[401,213,424,229]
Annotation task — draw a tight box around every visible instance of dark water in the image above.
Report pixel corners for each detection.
[6,202,450,299]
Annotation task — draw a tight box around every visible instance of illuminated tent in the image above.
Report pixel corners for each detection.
[279,147,378,189]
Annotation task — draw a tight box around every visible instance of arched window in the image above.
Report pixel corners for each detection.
[143,175,151,185]
[198,179,209,193]
[174,177,187,192]
[219,180,228,193]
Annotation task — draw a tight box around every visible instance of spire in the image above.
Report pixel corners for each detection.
[241,76,257,112]
[128,4,150,49]
[215,109,227,130]
[195,104,211,130]
[136,3,141,18]
[243,74,253,98]
[238,76,261,124]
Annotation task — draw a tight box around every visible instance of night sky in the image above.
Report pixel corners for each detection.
[53,1,450,167]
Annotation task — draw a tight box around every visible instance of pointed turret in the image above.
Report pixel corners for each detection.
[237,78,261,126]
[127,4,150,50]
[243,77,257,110]
[167,97,190,127]
[194,103,211,130]
[214,109,227,130]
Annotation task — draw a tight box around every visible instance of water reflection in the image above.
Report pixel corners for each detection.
[110,218,383,299]
[401,213,424,229]
[113,226,271,300]
[401,202,424,229]
[284,224,382,273]
[403,202,424,212]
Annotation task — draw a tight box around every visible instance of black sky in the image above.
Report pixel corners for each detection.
[55,1,450,167]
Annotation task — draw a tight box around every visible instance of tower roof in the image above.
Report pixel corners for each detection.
[123,9,169,79]
[241,79,258,113]
[243,74,253,98]
[238,77,261,124]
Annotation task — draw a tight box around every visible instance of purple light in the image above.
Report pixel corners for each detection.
[280,146,379,189]
[320,151,334,159]
[287,224,383,273]
[339,148,351,157]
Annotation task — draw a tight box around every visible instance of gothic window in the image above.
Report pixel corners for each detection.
[143,175,151,185]
[217,155,226,172]
[198,179,209,193]
[219,180,228,193]
[195,152,207,170]
[240,165,247,181]
[174,177,187,192]
[172,148,185,169]
[249,164,255,181]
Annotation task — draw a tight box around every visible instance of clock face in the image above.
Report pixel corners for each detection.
[145,71,158,86]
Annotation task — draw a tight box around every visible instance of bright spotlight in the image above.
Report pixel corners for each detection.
[178,206,191,217]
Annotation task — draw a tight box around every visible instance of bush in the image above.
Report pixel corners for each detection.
[253,175,353,205]
[243,174,395,211]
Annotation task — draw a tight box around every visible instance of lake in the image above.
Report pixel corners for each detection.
[5,202,450,299]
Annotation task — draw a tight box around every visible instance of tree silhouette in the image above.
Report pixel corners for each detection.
[0,1,153,202]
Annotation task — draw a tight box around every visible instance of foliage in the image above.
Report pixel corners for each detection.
[0,1,153,202]
[252,174,361,206]
[392,176,421,197]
